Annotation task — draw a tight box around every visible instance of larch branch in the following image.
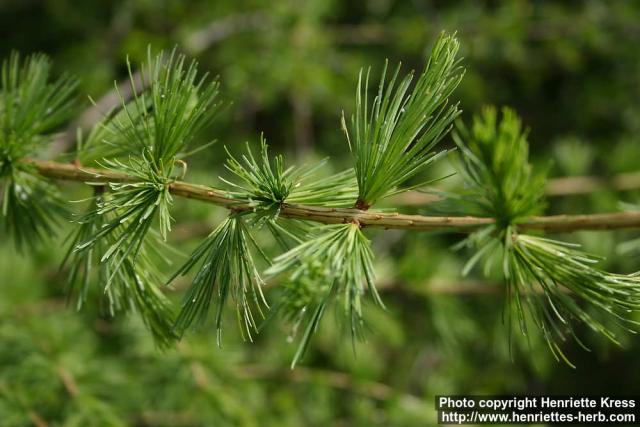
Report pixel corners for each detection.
[28,159,640,234]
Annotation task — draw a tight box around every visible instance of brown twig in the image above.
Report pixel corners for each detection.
[391,171,640,206]
[183,12,269,55]
[27,411,49,427]
[45,70,145,158]
[235,364,417,403]
[28,158,640,234]
[57,366,79,398]
[47,12,269,157]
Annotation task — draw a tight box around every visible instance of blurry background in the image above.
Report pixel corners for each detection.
[1,0,640,425]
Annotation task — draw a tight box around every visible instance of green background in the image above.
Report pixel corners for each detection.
[1,1,640,425]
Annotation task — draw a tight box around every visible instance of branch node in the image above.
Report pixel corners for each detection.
[354,199,371,211]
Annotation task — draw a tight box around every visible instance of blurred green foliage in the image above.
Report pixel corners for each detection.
[1,0,640,425]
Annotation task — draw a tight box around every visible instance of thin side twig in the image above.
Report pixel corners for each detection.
[391,170,640,206]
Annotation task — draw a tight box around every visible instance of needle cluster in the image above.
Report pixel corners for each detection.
[447,107,640,365]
